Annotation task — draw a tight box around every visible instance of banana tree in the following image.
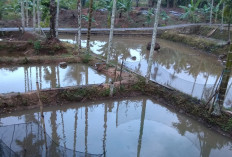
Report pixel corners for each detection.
[179,0,202,23]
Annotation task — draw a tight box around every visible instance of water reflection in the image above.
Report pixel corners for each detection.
[1,96,232,157]
[0,63,110,93]
[60,35,232,109]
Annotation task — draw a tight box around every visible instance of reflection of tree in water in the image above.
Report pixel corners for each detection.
[173,115,232,157]
[16,132,44,156]
[49,111,60,156]
[43,66,57,88]
[2,67,18,72]
[64,64,85,85]
[156,47,221,78]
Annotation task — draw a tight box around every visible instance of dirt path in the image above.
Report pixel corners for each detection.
[0,23,225,33]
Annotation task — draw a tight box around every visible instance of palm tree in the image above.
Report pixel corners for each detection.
[33,0,36,32]
[210,0,214,26]
[49,0,57,39]
[21,0,25,32]
[56,0,60,37]
[86,0,93,53]
[107,0,117,64]
[77,0,82,51]
[146,0,162,83]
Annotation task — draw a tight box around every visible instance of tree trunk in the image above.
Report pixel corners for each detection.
[33,0,36,32]
[37,0,41,33]
[106,0,117,64]
[136,0,139,7]
[77,0,82,51]
[220,3,225,31]
[229,22,231,43]
[26,0,29,27]
[167,0,169,8]
[86,0,93,53]
[49,0,57,39]
[21,0,25,32]
[173,0,176,8]
[146,0,162,83]
[212,44,232,116]
[56,0,60,37]
[210,0,214,26]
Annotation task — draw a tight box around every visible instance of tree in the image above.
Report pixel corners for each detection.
[56,0,60,37]
[136,0,139,7]
[212,0,232,116]
[33,0,36,32]
[26,0,29,27]
[77,0,82,51]
[180,0,202,23]
[210,0,214,26]
[37,0,41,33]
[49,0,57,39]
[21,0,25,32]
[146,0,162,83]
[86,0,93,52]
[107,0,117,64]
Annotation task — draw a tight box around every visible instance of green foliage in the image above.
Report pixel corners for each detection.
[145,8,154,27]
[179,0,202,22]
[223,118,232,131]
[160,11,170,25]
[80,53,92,63]
[33,40,41,53]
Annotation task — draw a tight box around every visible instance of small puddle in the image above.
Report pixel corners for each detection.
[0,96,231,157]
[0,63,110,93]
[60,35,232,109]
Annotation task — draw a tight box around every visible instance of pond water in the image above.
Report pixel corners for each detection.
[0,96,231,157]
[60,35,232,109]
[0,63,110,93]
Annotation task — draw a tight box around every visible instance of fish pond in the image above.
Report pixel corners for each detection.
[0,96,231,157]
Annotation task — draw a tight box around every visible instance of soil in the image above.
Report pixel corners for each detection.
[0,7,186,28]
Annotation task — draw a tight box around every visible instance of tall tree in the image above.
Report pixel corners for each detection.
[56,0,60,36]
[146,0,162,83]
[26,0,29,27]
[33,0,36,32]
[37,0,41,33]
[136,0,139,7]
[107,0,117,64]
[77,0,82,51]
[21,0,25,32]
[86,0,93,52]
[221,2,225,30]
[210,0,214,26]
[49,0,57,39]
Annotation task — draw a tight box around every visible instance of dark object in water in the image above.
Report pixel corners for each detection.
[59,62,67,68]
[131,56,136,60]
[146,42,160,51]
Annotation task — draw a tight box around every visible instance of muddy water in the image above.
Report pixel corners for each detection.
[0,63,110,93]
[60,35,232,109]
[0,96,231,157]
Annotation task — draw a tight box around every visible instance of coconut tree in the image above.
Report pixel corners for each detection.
[37,0,41,33]
[49,0,57,39]
[209,0,214,26]
[223,0,232,43]
[33,0,36,32]
[26,0,29,27]
[86,0,93,53]
[146,0,162,83]
[107,0,117,65]
[21,0,25,32]
[56,0,60,37]
[77,0,82,51]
